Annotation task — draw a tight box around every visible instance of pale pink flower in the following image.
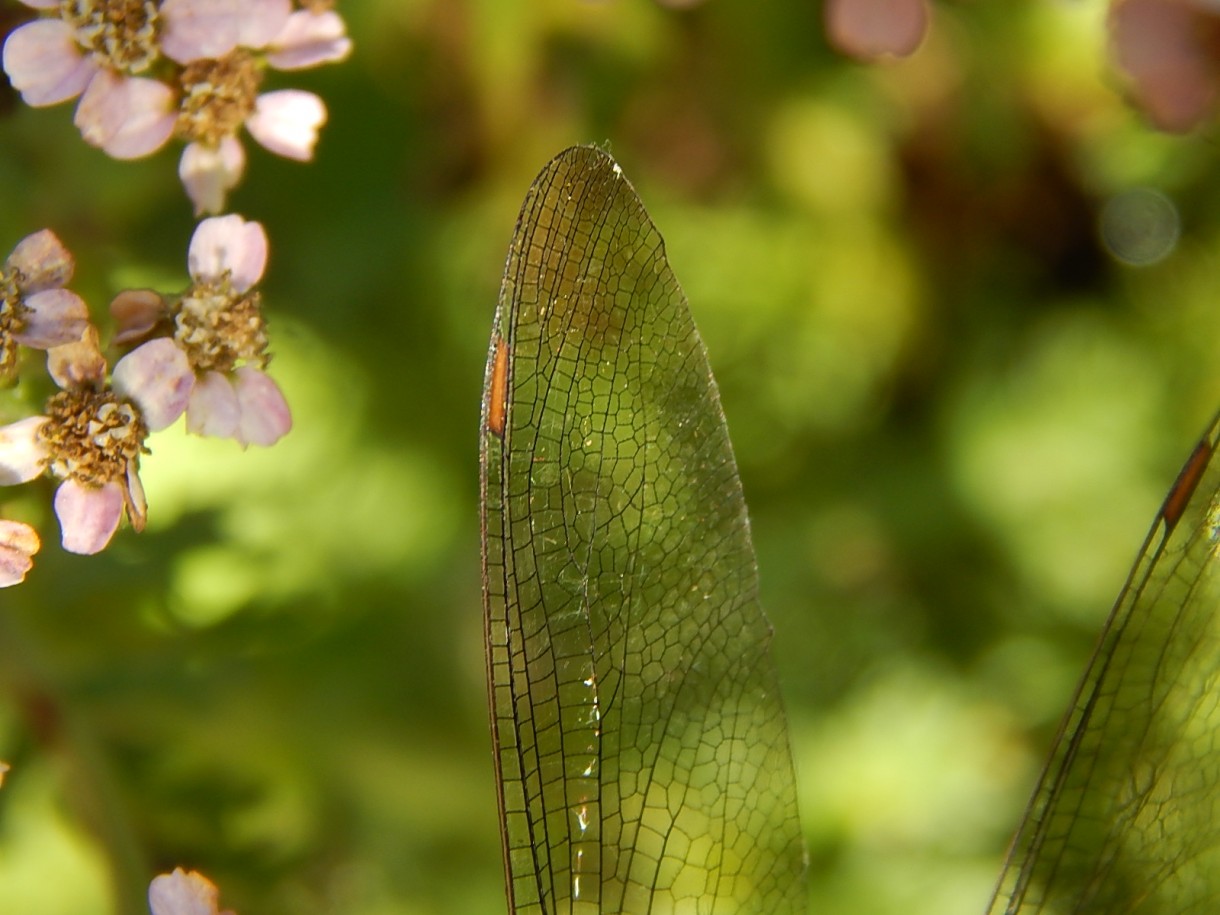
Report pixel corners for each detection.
[111,215,292,447]
[0,519,40,587]
[1,229,90,377]
[149,867,235,915]
[2,0,177,158]
[1109,0,1220,132]
[265,9,353,71]
[171,4,350,213]
[825,0,929,61]
[159,0,293,65]
[0,329,193,555]
[74,69,178,160]
[4,1,351,208]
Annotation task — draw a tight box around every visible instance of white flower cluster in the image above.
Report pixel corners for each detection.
[0,1,349,905]
[4,0,351,213]
[0,0,350,586]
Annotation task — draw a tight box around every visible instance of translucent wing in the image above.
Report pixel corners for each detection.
[479,146,807,915]
[988,409,1220,914]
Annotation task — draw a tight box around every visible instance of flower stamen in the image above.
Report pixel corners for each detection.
[176,51,263,147]
[0,268,31,377]
[39,389,148,486]
[173,272,270,373]
[60,0,162,75]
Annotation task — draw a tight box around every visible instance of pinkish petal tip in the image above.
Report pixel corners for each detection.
[6,228,74,291]
[245,89,326,161]
[188,215,268,291]
[1110,0,1219,132]
[186,371,241,438]
[234,366,291,447]
[0,416,49,485]
[160,0,242,64]
[237,0,293,49]
[74,71,176,160]
[179,138,247,217]
[16,289,90,349]
[113,339,195,431]
[54,479,124,555]
[266,10,353,71]
[149,867,226,915]
[0,519,40,587]
[825,0,929,61]
[2,20,97,107]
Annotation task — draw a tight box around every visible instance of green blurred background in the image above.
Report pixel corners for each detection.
[1,0,1218,913]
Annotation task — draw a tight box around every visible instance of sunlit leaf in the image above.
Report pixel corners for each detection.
[480,146,807,914]
[988,409,1220,913]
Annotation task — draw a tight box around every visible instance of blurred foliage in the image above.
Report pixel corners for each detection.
[0,1,1218,913]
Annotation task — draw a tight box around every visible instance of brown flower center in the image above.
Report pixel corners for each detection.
[176,50,263,146]
[0,267,30,378]
[60,0,161,75]
[39,389,148,485]
[173,273,269,373]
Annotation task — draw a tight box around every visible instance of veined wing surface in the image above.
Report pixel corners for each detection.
[479,146,807,915]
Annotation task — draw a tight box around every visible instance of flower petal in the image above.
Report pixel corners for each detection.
[0,519,40,587]
[245,89,326,161]
[6,228,74,292]
[110,288,168,345]
[124,459,147,532]
[74,70,176,160]
[0,417,48,485]
[186,370,240,438]
[179,138,247,217]
[266,10,353,70]
[234,366,291,447]
[160,0,242,64]
[113,339,195,431]
[47,325,106,389]
[54,479,123,555]
[1110,0,1218,132]
[149,868,224,915]
[15,289,89,349]
[237,0,292,49]
[188,215,268,291]
[825,0,929,61]
[2,20,97,107]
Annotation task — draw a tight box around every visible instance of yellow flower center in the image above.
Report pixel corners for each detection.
[176,50,263,146]
[173,272,269,373]
[60,0,162,75]
[39,389,149,485]
[0,267,30,379]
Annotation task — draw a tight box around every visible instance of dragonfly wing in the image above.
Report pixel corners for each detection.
[480,146,807,915]
[988,411,1220,914]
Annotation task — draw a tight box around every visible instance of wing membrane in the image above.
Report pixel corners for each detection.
[988,410,1220,914]
[479,146,807,915]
